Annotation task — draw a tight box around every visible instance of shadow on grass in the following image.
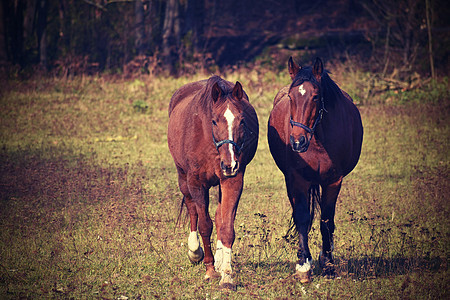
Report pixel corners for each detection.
[0,145,147,204]
[237,254,445,282]
[0,144,157,235]
[335,255,445,279]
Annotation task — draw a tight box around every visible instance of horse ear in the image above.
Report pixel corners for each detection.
[288,57,301,80]
[232,81,243,101]
[211,82,222,102]
[313,57,323,81]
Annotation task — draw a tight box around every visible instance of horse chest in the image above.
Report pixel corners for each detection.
[288,145,338,182]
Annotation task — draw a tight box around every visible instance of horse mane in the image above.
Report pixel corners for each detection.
[291,66,344,108]
[197,75,234,112]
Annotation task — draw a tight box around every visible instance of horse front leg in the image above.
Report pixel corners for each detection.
[286,173,313,283]
[215,174,243,290]
[188,183,219,280]
[319,178,342,278]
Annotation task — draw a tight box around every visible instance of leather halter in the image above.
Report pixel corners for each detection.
[211,122,248,153]
[289,94,327,151]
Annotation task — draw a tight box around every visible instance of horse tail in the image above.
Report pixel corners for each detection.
[308,184,320,232]
[286,184,320,239]
[175,195,186,229]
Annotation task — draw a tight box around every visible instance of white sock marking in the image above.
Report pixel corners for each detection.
[188,231,200,252]
[221,245,232,275]
[214,240,223,271]
[224,106,236,169]
[299,84,306,96]
[296,258,311,273]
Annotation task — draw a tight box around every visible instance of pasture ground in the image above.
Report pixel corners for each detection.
[0,67,449,299]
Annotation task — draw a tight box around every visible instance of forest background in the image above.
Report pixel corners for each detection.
[1,0,449,79]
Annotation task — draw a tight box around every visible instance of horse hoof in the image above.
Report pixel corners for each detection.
[219,274,236,291]
[318,253,336,279]
[322,267,336,279]
[188,247,204,264]
[294,270,312,283]
[219,282,237,291]
[204,268,220,281]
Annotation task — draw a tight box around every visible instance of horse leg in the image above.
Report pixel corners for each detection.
[215,175,243,290]
[178,171,204,263]
[214,186,223,273]
[190,185,219,280]
[185,196,204,263]
[319,178,342,278]
[286,174,313,283]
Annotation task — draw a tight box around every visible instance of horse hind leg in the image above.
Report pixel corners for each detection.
[319,179,342,279]
[183,196,204,263]
[214,200,223,273]
[187,230,204,263]
[193,189,220,280]
[177,172,203,263]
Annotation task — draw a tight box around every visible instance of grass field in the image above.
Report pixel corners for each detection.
[0,67,449,299]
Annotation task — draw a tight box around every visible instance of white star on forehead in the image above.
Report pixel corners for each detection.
[299,84,306,96]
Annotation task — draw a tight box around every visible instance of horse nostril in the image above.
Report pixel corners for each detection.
[290,135,309,153]
[220,161,225,170]
[299,136,306,147]
[232,161,239,173]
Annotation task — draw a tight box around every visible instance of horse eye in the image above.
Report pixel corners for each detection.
[313,95,319,102]
[212,120,217,126]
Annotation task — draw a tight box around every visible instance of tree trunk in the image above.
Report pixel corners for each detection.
[162,0,180,74]
[0,0,7,63]
[135,0,145,56]
[3,0,25,66]
[185,0,204,53]
[37,0,48,69]
[425,0,435,78]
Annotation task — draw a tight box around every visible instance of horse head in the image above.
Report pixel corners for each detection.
[211,81,247,177]
[287,57,326,153]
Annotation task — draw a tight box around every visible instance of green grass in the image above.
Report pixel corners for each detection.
[0,68,449,299]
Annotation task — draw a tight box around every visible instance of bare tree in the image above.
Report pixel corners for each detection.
[361,0,426,76]
[135,0,145,56]
[37,0,48,69]
[162,0,181,74]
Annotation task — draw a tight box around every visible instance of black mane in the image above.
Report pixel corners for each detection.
[291,66,344,108]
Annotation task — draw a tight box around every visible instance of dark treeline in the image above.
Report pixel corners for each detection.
[1,0,449,77]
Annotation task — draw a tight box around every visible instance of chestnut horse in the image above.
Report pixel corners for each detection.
[168,76,258,289]
[268,57,363,283]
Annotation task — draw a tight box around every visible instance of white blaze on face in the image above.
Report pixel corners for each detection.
[224,106,236,169]
[299,84,306,96]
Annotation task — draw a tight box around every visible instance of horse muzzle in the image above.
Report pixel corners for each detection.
[220,160,240,177]
[290,135,310,153]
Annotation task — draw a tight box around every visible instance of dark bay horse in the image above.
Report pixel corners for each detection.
[268,57,363,283]
[168,76,259,289]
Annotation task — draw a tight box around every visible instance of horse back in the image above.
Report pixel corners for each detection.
[168,80,207,116]
[273,85,290,107]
